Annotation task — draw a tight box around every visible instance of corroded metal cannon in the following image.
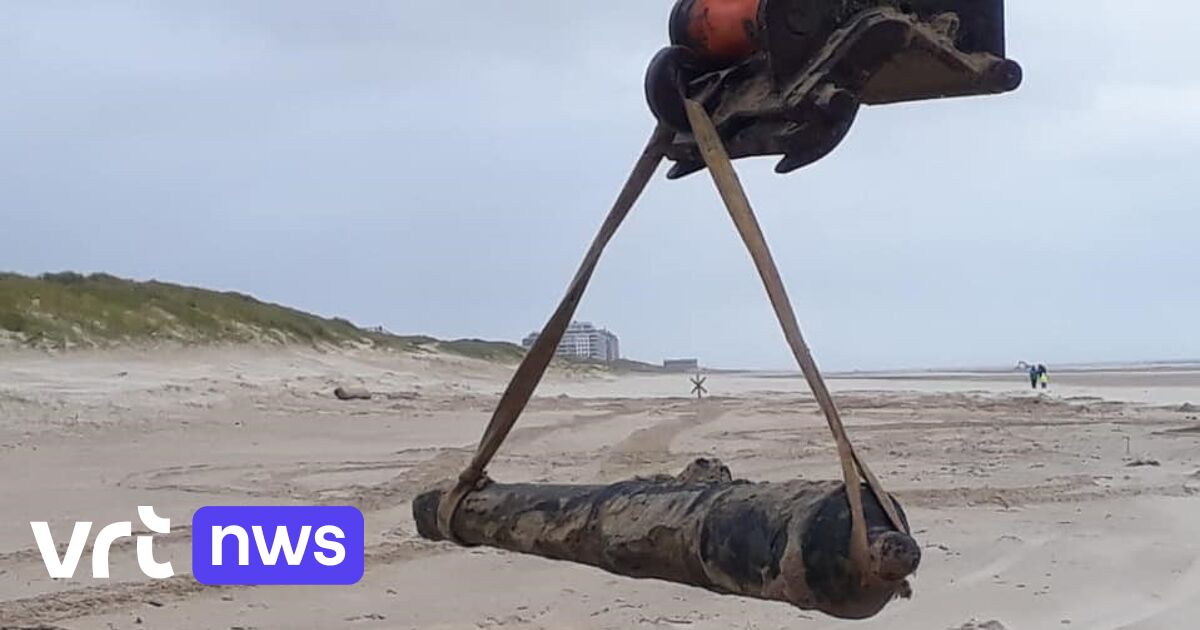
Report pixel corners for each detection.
[414,459,919,620]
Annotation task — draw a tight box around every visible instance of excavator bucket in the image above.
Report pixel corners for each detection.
[646,0,1023,178]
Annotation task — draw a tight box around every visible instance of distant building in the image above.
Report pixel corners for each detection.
[522,321,620,363]
[663,359,700,372]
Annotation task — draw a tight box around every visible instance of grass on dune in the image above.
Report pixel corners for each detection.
[0,271,524,361]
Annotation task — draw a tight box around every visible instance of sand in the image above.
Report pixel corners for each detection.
[2,347,1199,629]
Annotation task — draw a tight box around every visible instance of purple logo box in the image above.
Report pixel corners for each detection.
[192,506,364,585]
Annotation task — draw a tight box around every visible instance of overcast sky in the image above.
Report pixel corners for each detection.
[2,2,1197,370]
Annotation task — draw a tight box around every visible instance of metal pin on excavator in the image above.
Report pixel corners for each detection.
[416,0,1021,620]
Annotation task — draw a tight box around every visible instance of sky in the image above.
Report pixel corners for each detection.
[1,2,1197,370]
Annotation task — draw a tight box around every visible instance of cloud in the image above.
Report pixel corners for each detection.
[1,1,1197,370]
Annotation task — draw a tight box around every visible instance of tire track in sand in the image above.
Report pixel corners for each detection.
[0,398,706,625]
[0,539,449,626]
[598,402,732,480]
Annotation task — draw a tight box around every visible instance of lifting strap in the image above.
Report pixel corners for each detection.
[682,99,908,574]
[435,124,675,541]
[436,103,905,580]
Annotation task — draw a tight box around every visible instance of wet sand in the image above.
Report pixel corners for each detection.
[2,348,1199,629]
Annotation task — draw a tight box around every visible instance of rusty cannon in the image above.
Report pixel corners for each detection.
[414,460,919,620]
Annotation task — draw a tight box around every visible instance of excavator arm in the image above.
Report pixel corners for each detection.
[646,0,1022,178]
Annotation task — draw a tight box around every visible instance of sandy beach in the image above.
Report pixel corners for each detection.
[2,347,1199,629]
